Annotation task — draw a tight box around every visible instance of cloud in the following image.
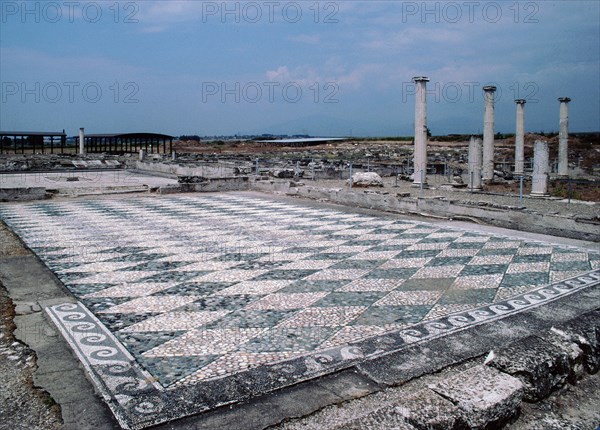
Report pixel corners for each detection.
[264,62,381,91]
[135,1,205,31]
[266,66,293,82]
[265,65,325,87]
[139,25,169,34]
[139,1,202,23]
[289,34,321,44]
[1,47,146,80]
[334,64,382,89]
[362,27,464,52]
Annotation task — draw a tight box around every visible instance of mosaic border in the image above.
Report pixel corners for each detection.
[46,269,600,429]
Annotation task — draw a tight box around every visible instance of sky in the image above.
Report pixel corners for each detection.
[1,1,599,137]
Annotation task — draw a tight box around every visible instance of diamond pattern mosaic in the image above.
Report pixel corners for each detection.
[1,194,599,429]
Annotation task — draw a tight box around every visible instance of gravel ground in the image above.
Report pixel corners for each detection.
[305,177,600,219]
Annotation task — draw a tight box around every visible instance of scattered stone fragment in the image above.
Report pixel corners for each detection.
[347,172,383,187]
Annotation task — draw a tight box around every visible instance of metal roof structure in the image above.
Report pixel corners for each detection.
[0,131,66,137]
[0,131,174,154]
[0,131,68,154]
[83,132,174,139]
[83,132,174,154]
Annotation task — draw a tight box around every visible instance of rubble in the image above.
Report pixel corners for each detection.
[348,172,384,187]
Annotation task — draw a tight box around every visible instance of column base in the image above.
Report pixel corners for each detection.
[411,182,429,189]
[530,192,549,197]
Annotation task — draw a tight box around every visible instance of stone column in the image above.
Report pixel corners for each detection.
[514,99,526,176]
[557,97,571,177]
[412,76,429,188]
[468,136,483,190]
[78,128,85,155]
[482,86,496,182]
[531,140,549,196]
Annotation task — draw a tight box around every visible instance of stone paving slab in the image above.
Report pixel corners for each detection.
[0,194,599,429]
[431,365,524,428]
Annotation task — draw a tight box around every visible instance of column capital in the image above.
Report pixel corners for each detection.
[412,76,429,83]
[483,85,497,92]
[514,99,526,104]
[558,97,571,103]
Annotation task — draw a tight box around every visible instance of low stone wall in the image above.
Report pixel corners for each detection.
[133,161,235,178]
[252,181,600,242]
[0,187,48,202]
[159,177,250,194]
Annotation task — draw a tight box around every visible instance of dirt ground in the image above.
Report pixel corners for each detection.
[0,224,62,430]
[0,284,63,430]
[485,180,600,202]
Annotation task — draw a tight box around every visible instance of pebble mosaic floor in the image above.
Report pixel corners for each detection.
[1,194,599,429]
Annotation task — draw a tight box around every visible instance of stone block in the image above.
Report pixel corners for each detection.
[431,364,523,429]
[158,184,183,194]
[537,329,586,383]
[332,405,418,430]
[394,388,465,430]
[489,335,570,401]
[555,311,600,374]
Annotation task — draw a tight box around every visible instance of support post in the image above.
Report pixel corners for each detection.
[514,99,526,175]
[558,97,571,178]
[531,140,549,196]
[482,86,496,182]
[349,163,353,189]
[412,76,429,188]
[519,175,523,208]
[79,128,85,155]
[468,136,483,191]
